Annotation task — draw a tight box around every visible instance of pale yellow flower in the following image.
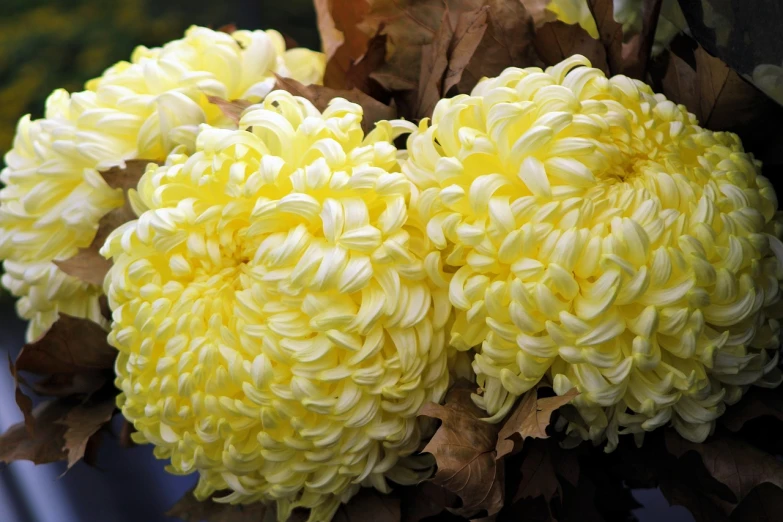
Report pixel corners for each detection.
[752,62,783,106]
[403,55,783,449]
[0,26,325,340]
[548,0,600,39]
[102,92,451,521]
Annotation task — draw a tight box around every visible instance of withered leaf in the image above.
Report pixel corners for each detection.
[721,388,783,432]
[417,10,455,119]
[665,430,783,509]
[442,6,489,94]
[217,24,237,34]
[400,482,453,522]
[8,355,34,433]
[320,0,373,89]
[514,439,561,503]
[274,75,395,135]
[166,488,271,522]
[207,95,253,125]
[345,33,388,96]
[496,386,578,459]
[659,477,731,522]
[56,159,158,286]
[119,419,136,448]
[453,0,538,94]
[520,0,557,28]
[0,400,73,465]
[661,46,779,132]
[586,0,624,75]
[333,488,400,522]
[730,483,783,522]
[16,314,116,375]
[59,395,116,469]
[30,372,108,398]
[419,382,504,518]
[533,21,609,74]
[619,0,663,79]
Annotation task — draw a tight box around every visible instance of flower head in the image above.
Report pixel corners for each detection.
[0,26,325,339]
[102,92,451,520]
[403,55,783,449]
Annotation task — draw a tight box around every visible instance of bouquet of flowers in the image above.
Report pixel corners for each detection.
[2,1,782,521]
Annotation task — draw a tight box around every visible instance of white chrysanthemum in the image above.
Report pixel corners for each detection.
[752,62,783,106]
[0,26,325,340]
[403,55,783,449]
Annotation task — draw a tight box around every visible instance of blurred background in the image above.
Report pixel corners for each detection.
[2,0,779,521]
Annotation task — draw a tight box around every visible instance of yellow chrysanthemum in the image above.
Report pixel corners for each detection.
[752,62,783,106]
[548,0,600,39]
[0,26,325,340]
[101,92,451,521]
[403,55,783,449]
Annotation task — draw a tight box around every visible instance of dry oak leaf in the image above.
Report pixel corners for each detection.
[453,0,539,94]
[721,388,783,432]
[514,439,561,503]
[0,400,73,465]
[8,355,34,433]
[665,430,783,510]
[496,386,578,459]
[167,488,271,522]
[55,159,158,286]
[366,0,537,102]
[274,75,396,135]
[619,0,663,79]
[520,0,557,27]
[419,381,504,518]
[730,483,783,522]
[533,22,610,74]
[207,96,253,125]
[15,314,116,376]
[29,372,108,398]
[316,0,373,89]
[586,0,624,75]
[58,395,116,469]
[333,488,401,522]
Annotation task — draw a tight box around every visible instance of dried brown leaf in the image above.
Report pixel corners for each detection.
[620,0,662,79]
[166,488,271,522]
[56,159,157,286]
[533,21,609,74]
[59,395,116,469]
[659,478,731,522]
[0,400,72,465]
[417,10,455,119]
[217,24,237,34]
[345,33,388,95]
[442,6,489,94]
[496,386,578,459]
[665,430,783,510]
[320,0,373,89]
[8,355,34,433]
[520,0,557,27]
[400,482,453,522]
[206,96,253,125]
[721,388,783,432]
[333,489,400,522]
[419,382,504,518]
[514,439,560,503]
[119,419,136,448]
[29,372,108,397]
[587,0,623,74]
[453,0,538,93]
[16,314,115,375]
[274,75,395,135]
[730,483,783,522]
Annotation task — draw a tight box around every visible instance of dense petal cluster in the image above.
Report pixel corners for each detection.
[404,55,783,449]
[0,26,325,340]
[102,92,451,521]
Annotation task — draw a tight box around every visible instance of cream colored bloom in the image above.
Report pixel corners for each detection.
[0,26,325,340]
[548,0,599,39]
[404,55,783,449]
[102,92,451,521]
[752,62,783,106]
